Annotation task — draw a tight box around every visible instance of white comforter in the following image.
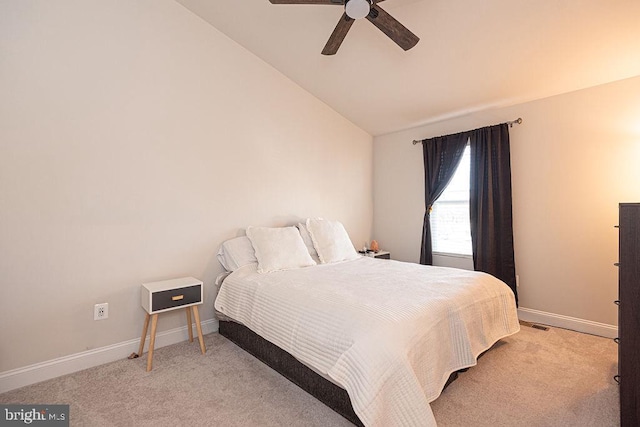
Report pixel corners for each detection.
[214,257,519,426]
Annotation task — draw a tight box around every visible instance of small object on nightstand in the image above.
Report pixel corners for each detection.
[370,240,379,252]
[137,277,205,371]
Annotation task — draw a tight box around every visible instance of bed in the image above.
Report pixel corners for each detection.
[213,220,520,427]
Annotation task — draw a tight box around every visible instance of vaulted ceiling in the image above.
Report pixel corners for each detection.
[176,0,640,136]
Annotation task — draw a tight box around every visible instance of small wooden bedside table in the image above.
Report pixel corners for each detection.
[138,277,206,371]
[361,251,390,259]
[372,251,390,259]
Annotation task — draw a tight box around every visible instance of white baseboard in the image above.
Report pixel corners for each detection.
[0,319,219,394]
[518,307,617,339]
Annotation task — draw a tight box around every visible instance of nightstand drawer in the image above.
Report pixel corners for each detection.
[141,277,203,314]
[152,285,201,312]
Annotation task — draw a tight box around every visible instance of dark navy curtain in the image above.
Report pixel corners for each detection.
[469,124,518,304]
[420,132,469,265]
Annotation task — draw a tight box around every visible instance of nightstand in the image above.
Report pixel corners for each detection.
[361,251,390,259]
[137,277,206,371]
[372,251,390,259]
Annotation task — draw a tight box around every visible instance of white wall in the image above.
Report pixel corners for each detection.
[373,75,640,328]
[0,0,372,373]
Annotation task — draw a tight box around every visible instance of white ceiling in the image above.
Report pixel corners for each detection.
[176,0,640,136]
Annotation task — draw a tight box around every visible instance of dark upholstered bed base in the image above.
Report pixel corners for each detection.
[219,320,365,426]
[219,320,460,426]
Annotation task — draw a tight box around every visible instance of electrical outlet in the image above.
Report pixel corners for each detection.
[94,303,108,320]
[516,275,520,288]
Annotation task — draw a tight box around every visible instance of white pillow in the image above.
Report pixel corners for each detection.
[297,223,321,264]
[216,236,258,271]
[306,218,358,264]
[246,226,317,273]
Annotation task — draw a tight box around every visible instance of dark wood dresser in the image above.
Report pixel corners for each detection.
[618,203,640,426]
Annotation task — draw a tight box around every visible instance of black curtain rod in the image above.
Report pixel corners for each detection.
[412,117,522,145]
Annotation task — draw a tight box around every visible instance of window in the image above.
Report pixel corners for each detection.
[431,144,472,256]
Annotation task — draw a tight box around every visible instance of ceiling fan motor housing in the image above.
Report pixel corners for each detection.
[345,0,372,20]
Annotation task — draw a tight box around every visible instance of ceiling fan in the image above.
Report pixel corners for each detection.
[268,0,419,55]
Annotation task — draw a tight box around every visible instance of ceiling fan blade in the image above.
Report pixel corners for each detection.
[322,13,355,55]
[366,4,419,51]
[269,0,344,4]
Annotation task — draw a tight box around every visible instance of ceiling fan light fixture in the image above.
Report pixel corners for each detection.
[345,0,371,20]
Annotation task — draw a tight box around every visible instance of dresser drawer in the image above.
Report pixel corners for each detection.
[141,277,203,314]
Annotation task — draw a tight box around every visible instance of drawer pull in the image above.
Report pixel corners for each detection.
[171,295,184,301]
[614,300,620,306]
[614,337,620,344]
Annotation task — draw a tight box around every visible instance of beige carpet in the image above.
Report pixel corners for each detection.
[0,325,619,426]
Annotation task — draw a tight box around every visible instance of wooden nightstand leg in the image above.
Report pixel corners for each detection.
[146,314,159,372]
[192,305,206,354]
[138,312,150,357]
[186,307,193,342]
